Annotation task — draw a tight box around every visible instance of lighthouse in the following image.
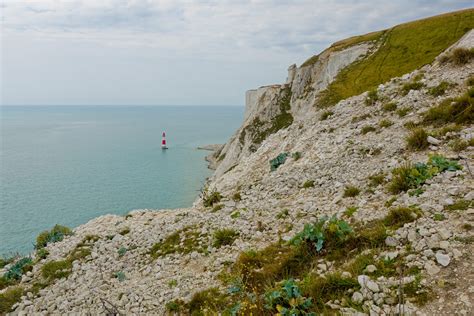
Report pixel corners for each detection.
[161,132,168,150]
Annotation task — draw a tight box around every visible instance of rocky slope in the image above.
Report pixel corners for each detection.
[1,10,473,316]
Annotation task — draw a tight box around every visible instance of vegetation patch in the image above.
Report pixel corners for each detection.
[316,9,474,107]
[302,180,315,189]
[211,204,224,213]
[41,259,73,281]
[400,81,425,96]
[440,47,474,65]
[344,206,359,218]
[0,286,24,314]
[428,81,453,96]
[36,224,72,249]
[406,128,429,151]
[388,155,461,194]
[379,119,393,128]
[213,229,239,248]
[365,90,379,106]
[423,88,474,126]
[361,125,376,134]
[368,172,386,187]
[383,102,398,112]
[150,226,208,258]
[396,107,411,117]
[320,110,334,121]
[232,192,242,202]
[384,206,421,228]
[343,186,360,198]
[270,153,289,171]
[203,190,222,207]
[444,199,473,211]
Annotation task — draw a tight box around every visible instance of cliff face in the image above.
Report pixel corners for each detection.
[1,10,474,316]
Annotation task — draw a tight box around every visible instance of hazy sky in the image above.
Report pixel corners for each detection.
[1,1,472,106]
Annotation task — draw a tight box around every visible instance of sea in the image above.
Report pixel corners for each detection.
[0,105,243,255]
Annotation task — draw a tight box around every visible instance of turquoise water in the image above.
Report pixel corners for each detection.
[0,106,243,255]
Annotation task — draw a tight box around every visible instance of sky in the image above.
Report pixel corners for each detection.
[0,1,472,106]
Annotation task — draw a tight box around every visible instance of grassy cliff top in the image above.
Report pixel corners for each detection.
[303,8,474,107]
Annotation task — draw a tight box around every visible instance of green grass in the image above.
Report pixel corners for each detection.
[41,259,73,281]
[36,224,72,249]
[365,90,379,106]
[440,47,474,65]
[316,9,474,107]
[428,81,453,96]
[382,102,398,112]
[302,180,315,188]
[423,88,474,126]
[0,286,24,314]
[368,172,386,187]
[211,204,224,213]
[320,110,334,121]
[150,226,208,258]
[384,206,421,228]
[344,206,359,217]
[444,199,473,211]
[406,128,429,151]
[400,81,425,96]
[203,191,222,207]
[213,229,239,248]
[379,119,393,128]
[397,107,411,117]
[361,125,376,134]
[232,192,242,201]
[344,186,360,197]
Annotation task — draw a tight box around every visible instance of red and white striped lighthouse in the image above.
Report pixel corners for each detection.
[161,131,168,149]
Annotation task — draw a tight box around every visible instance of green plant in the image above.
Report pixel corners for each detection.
[276,209,289,219]
[406,128,429,151]
[213,229,239,248]
[118,247,127,257]
[441,47,474,65]
[433,213,446,221]
[211,204,224,212]
[203,190,223,207]
[264,279,314,315]
[119,227,130,235]
[232,192,242,201]
[230,211,241,219]
[292,152,302,160]
[36,224,72,249]
[187,287,229,313]
[0,256,15,269]
[351,113,371,123]
[320,110,334,120]
[401,81,425,96]
[365,90,379,106]
[36,248,49,260]
[467,75,474,86]
[384,206,421,228]
[361,125,376,135]
[397,107,411,117]
[168,279,178,288]
[344,206,359,217]
[343,186,360,198]
[385,197,397,207]
[4,257,33,280]
[165,299,185,312]
[114,271,126,282]
[302,180,315,189]
[368,172,385,187]
[423,88,474,126]
[450,138,469,152]
[150,226,208,258]
[290,216,352,252]
[0,286,24,314]
[428,81,452,96]
[270,153,289,171]
[41,259,73,281]
[379,119,393,128]
[445,199,472,211]
[383,102,398,112]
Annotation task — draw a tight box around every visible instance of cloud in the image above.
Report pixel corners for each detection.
[1,1,472,105]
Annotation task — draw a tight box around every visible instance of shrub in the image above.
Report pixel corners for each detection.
[211,204,224,212]
[396,107,411,117]
[4,257,33,280]
[150,226,208,258]
[351,113,371,123]
[343,186,360,198]
[320,110,334,120]
[379,119,393,128]
[213,229,239,248]
[368,172,386,187]
[41,259,72,281]
[290,216,352,252]
[114,271,126,282]
[276,209,289,219]
[384,207,421,228]
[36,248,49,260]
[264,279,313,313]
[119,228,130,235]
[383,102,397,112]
[423,89,474,126]
[365,90,379,106]
[467,75,474,86]
[449,138,469,152]
[292,152,302,160]
[270,153,289,171]
[446,47,474,65]
[401,81,425,95]
[361,125,376,134]
[428,81,452,96]
[406,128,429,151]
[165,299,185,312]
[0,256,14,269]
[302,180,315,188]
[36,224,72,249]
[445,199,472,211]
[344,206,358,217]
[187,287,228,313]
[232,192,242,201]
[433,213,446,221]
[203,190,222,207]
[0,286,24,314]
[118,247,127,257]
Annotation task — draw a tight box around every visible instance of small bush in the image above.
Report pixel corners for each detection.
[302,180,315,188]
[36,224,72,249]
[232,192,242,201]
[4,257,33,281]
[0,256,14,269]
[118,247,127,257]
[365,90,379,106]
[114,271,126,282]
[41,259,72,281]
[344,206,358,217]
[203,190,222,207]
[165,299,185,312]
[382,102,397,112]
[467,75,474,86]
[119,227,130,235]
[343,186,360,198]
[150,226,208,258]
[36,248,49,260]
[428,81,452,97]
[351,113,372,123]
[213,229,239,248]
[320,110,334,120]
[270,153,289,171]
[450,138,469,152]
[396,107,411,117]
[379,119,393,128]
[0,286,24,314]
[384,207,421,228]
[211,204,224,212]
[264,279,313,313]
[276,209,289,219]
[401,81,425,95]
[361,125,376,135]
[445,199,472,211]
[368,172,386,187]
[406,128,429,151]
[187,288,228,313]
[443,47,474,65]
[292,152,302,160]
[433,213,445,221]
[423,89,473,126]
